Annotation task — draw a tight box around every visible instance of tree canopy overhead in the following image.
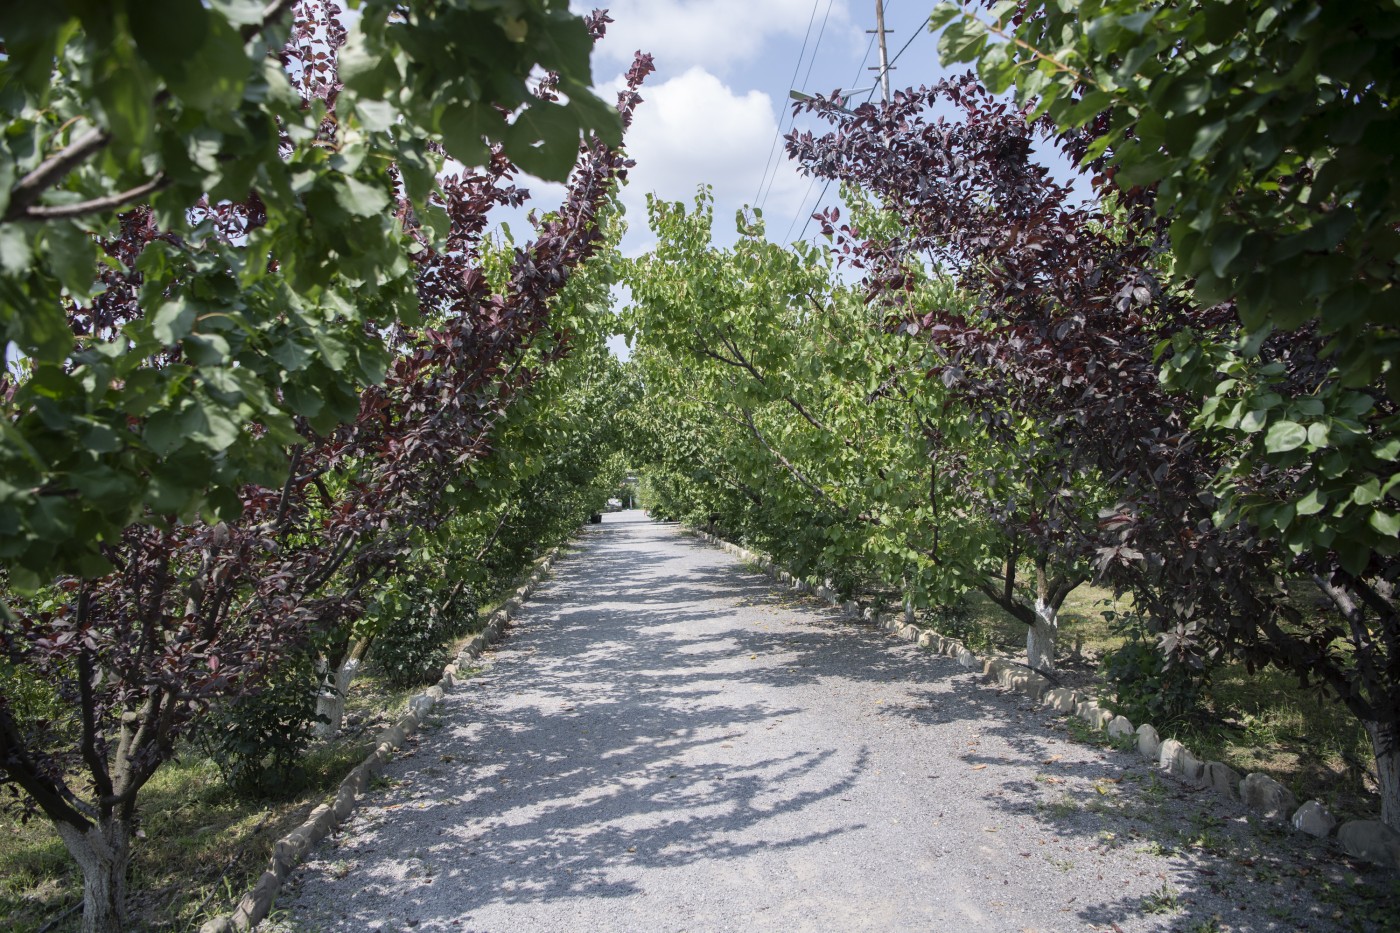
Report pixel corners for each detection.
[1,3,650,930]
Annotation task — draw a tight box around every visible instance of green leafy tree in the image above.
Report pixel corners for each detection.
[627,190,1096,670]
[0,3,644,929]
[933,0,1400,828]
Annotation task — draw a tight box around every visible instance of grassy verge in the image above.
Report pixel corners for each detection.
[0,546,564,932]
[0,676,419,933]
[925,582,1380,823]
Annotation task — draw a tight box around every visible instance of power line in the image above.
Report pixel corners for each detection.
[751,0,824,211]
[778,3,884,240]
[794,8,930,242]
[761,0,837,213]
[799,0,838,99]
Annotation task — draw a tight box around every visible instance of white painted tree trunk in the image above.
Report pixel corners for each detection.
[313,656,361,739]
[1026,597,1058,673]
[1365,720,1400,832]
[56,818,129,933]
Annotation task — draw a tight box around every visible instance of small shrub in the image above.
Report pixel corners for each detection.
[195,650,323,798]
[368,575,479,689]
[1100,609,1213,729]
[927,598,996,653]
[1140,884,1180,914]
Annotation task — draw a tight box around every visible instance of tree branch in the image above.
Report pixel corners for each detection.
[75,591,114,808]
[12,174,170,222]
[273,445,305,536]
[738,407,846,514]
[3,127,110,223]
[0,708,92,831]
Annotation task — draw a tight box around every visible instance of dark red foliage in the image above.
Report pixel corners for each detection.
[0,8,653,839]
[784,79,1397,738]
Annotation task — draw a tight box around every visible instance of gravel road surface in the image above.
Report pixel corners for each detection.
[279,512,1385,933]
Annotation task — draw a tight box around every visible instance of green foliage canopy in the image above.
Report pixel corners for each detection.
[932,0,1400,574]
[0,0,623,587]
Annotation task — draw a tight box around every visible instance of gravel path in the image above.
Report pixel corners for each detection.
[279,512,1382,933]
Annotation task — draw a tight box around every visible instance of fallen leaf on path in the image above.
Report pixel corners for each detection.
[1043,755,1062,764]
[971,764,988,770]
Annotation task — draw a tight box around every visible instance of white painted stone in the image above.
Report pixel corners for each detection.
[1107,715,1134,739]
[1166,742,1205,781]
[1203,760,1241,799]
[1157,738,1185,772]
[1016,672,1052,701]
[1136,723,1160,760]
[957,648,980,669]
[1043,688,1077,713]
[1291,800,1337,838]
[1240,772,1298,822]
[1337,820,1400,869]
[1075,700,1111,730]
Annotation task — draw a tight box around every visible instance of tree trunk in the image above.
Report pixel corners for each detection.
[55,818,130,933]
[1364,719,1400,831]
[1027,596,1058,673]
[1027,564,1058,673]
[313,654,361,739]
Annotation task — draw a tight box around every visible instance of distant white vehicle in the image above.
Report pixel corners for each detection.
[606,498,623,510]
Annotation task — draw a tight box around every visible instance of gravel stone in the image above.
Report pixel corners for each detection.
[280,513,1384,932]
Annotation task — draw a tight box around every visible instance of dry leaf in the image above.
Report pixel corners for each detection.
[971,764,988,770]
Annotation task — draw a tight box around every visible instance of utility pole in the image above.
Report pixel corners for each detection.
[870,0,892,104]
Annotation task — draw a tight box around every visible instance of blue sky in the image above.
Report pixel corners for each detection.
[561,2,972,357]
[584,0,964,256]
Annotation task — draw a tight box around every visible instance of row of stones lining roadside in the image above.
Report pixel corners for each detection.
[688,526,1400,874]
[199,545,565,933]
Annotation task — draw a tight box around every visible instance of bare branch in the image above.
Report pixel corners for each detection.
[13,174,170,222]
[3,127,111,223]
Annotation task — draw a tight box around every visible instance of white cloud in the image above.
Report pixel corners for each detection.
[592,0,850,74]
[613,66,812,248]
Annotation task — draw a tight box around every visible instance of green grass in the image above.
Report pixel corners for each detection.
[955,582,1128,659]
[0,674,419,933]
[926,581,1381,822]
[0,555,556,933]
[1175,664,1376,821]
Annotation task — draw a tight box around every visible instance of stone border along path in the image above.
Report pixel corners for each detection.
[269,512,1391,932]
[692,528,1400,876]
[200,546,564,933]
